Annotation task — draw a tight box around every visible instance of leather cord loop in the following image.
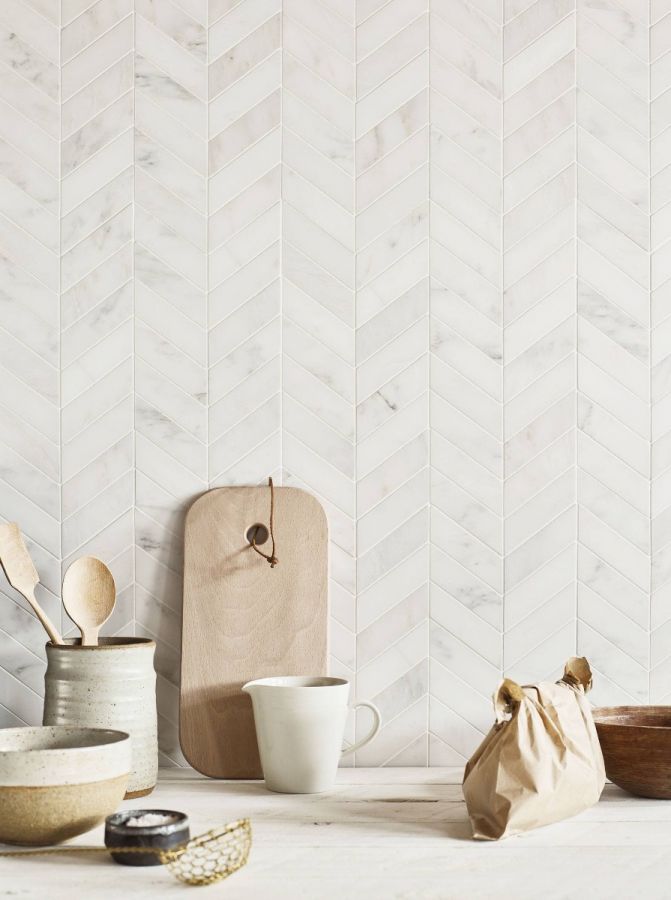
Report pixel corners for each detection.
[250,477,278,568]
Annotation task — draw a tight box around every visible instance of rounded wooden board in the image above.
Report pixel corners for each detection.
[180,486,328,778]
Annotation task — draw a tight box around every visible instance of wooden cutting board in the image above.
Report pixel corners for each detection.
[179,485,328,778]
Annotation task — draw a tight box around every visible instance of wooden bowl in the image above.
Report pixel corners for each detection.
[593,706,671,799]
[0,726,131,845]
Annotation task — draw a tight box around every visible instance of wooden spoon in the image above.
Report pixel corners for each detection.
[0,522,63,644]
[62,557,116,646]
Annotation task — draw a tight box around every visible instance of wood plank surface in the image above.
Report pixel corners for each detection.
[3,769,671,900]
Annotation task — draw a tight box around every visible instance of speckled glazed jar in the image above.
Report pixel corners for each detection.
[43,638,158,798]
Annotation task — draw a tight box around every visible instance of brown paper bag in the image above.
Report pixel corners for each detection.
[462,657,605,840]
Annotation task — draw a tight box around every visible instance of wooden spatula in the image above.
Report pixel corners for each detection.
[0,522,63,644]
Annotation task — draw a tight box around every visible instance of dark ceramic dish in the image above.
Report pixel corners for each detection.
[105,809,190,866]
[593,706,671,799]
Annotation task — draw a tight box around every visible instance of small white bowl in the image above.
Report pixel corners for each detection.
[0,725,131,845]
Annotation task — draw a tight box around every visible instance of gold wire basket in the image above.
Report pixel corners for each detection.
[0,818,252,887]
[159,819,252,885]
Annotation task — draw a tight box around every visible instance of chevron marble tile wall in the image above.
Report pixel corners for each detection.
[0,0,669,766]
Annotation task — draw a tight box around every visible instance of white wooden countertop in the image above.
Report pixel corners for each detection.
[2,768,670,899]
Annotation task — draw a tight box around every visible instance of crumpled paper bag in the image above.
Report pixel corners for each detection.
[462,657,605,840]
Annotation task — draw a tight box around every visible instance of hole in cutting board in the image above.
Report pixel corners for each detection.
[245,523,269,546]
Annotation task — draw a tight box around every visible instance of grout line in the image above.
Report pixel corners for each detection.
[132,0,137,638]
[501,9,506,675]
[280,0,284,496]
[58,0,63,639]
[574,4,579,661]
[207,0,211,503]
[353,6,358,761]
[649,3,652,703]
[427,0,432,765]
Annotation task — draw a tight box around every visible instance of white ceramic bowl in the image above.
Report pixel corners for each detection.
[0,725,131,845]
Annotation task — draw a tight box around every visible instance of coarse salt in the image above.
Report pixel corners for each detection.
[125,813,178,828]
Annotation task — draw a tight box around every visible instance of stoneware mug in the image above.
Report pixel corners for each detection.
[242,676,381,793]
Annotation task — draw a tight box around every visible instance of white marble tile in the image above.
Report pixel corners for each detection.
[358,395,427,477]
[136,129,206,213]
[210,14,280,98]
[505,13,574,94]
[283,166,353,250]
[62,278,132,367]
[435,0,500,62]
[432,12,500,100]
[0,0,59,64]
[62,92,133,176]
[284,90,353,174]
[505,91,575,173]
[61,129,134,214]
[285,281,352,364]
[136,91,205,174]
[356,91,428,174]
[432,52,500,138]
[63,54,133,137]
[286,53,353,138]
[2,0,671,761]
[209,89,280,174]
[61,206,132,290]
[210,51,281,136]
[0,97,58,178]
[136,169,205,251]
[579,354,648,437]
[136,205,205,288]
[505,0,573,60]
[209,239,279,324]
[358,433,427,517]
[135,10,206,100]
[137,0,205,60]
[359,208,428,291]
[136,296,201,390]
[285,0,354,60]
[63,15,132,98]
[0,174,57,252]
[432,89,499,174]
[431,622,499,703]
[135,52,206,137]
[63,0,132,61]
[0,61,59,142]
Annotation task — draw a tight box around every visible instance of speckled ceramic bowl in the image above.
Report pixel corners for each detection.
[0,725,131,846]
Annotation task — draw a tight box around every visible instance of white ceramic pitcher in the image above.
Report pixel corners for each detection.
[242,676,381,793]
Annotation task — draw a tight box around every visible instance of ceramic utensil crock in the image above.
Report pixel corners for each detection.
[242,676,381,793]
[43,638,158,798]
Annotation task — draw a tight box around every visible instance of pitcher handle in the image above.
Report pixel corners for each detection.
[341,701,381,756]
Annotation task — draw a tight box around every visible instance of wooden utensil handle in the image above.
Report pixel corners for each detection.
[81,625,99,647]
[26,590,62,645]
